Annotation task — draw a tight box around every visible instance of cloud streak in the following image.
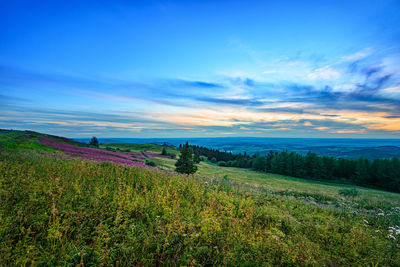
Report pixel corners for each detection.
[1,47,400,137]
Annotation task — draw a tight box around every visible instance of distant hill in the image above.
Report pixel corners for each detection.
[75,137,400,160]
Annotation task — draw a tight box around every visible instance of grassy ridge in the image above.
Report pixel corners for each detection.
[1,150,399,265]
[0,130,86,152]
[100,143,179,156]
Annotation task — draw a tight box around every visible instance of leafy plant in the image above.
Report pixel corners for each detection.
[145,159,156,166]
[339,188,360,198]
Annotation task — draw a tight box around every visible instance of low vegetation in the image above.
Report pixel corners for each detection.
[0,130,399,265]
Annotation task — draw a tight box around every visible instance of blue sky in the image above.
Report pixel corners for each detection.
[1,0,400,137]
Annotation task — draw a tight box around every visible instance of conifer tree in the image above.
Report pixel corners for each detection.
[193,151,201,163]
[89,136,99,147]
[175,141,197,174]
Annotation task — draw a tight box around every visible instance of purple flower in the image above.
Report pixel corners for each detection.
[40,137,154,168]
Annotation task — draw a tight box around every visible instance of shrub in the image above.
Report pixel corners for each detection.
[339,188,360,198]
[145,160,156,167]
[218,161,227,167]
[210,157,217,163]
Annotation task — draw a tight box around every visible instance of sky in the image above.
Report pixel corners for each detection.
[1,0,400,138]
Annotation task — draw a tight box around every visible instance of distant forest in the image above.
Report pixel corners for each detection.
[187,145,400,193]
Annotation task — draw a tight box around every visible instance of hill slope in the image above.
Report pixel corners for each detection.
[0,130,399,265]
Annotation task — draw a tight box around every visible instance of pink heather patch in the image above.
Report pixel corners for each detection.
[143,151,157,158]
[133,152,145,159]
[40,137,152,168]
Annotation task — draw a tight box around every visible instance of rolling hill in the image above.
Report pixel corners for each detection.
[0,130,399,265]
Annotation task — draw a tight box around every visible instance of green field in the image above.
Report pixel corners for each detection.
[100,142,179,156]
[1,131,400,265]
[113,143,400,209]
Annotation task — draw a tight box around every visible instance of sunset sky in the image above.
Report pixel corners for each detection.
[1,0,400,138]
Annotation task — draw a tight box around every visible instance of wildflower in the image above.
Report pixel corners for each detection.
[39,137,153,169]
[387,234,396,240]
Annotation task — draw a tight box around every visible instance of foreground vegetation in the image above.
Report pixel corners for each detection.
[1,150,400,265]
[1,131,400,265]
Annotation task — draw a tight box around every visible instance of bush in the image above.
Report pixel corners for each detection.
[210,157,217,163]
[339,188,360,198]
[218,161,227,167]
[145,160,156,167]
[228,160,238,167]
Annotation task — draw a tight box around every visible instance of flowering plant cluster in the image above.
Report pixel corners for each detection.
[40,137,151,168]
[388,225,400,240]
[132,152,146,159]
[143,151,157,158]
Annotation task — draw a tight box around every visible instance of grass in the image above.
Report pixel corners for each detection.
[100,143,179,156]
[1,132,400,265]
[151,155,400,209]
[0,130,57,152]
[1,150,399,265]
[99,142,400,212]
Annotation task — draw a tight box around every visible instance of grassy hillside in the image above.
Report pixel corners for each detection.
[125,145,400,210]
[100,142,179,156]
[1,131,400,265]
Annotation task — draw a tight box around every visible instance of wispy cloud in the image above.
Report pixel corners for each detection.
[1,46,400,137]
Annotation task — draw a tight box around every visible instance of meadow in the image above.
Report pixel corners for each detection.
[1,131,400,265]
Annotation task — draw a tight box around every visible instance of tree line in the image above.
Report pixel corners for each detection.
[188,145,400,193]
[189,145,254,168]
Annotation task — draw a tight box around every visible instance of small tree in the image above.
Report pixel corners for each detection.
[175,141,197,174]
[161,147,167,155]
[89,136,99,147]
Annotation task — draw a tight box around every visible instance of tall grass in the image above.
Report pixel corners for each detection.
[0,151,399,265]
